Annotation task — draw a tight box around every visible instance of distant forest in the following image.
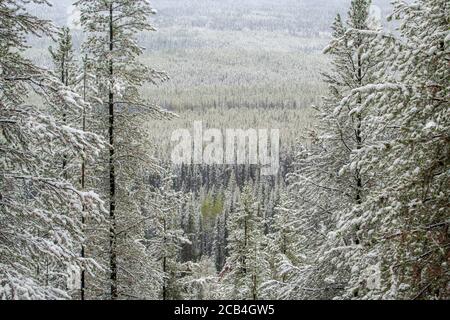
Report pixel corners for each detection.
[0,0,448,301]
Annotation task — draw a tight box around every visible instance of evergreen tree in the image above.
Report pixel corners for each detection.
[221,185,269,300]
[338,0,449,299]
[75,0,169,299]
[289,0,383,299]
[181,193,201,263]
[180,257,220,300]
[261,192,306,299]
[0,0,104,300]
[212,210,227,271]
[49,27,76,89]
[148,176,189,300]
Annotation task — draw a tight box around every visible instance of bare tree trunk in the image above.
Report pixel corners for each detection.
[162,218,167,300]
[80,56,87,301]
[252,273,257,300]
[108,3,118,300]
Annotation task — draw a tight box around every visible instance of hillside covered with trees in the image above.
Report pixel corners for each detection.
[0,0,448,300]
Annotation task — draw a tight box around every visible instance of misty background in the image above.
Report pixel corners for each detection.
[27,0,393,111]
[25,0,394,161]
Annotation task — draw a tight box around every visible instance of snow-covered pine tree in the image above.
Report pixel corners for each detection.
[337,0,449,299]
[147,176,190,300]
[75,0,169,299]
[212,208,228,271]
[49,28,103,300]
[288,0,384,299]
[221,184,269,300]
[48,27,78,180]
[180,257,220,300]
[261,191,307,299]
[0,0,104,300]
[214,170,239,271]
[181,193,201,263]
[49,27,76,89]
[70,54,112,300]
[380,0,449,299]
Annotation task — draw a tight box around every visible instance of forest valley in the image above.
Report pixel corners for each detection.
[0,0,448,300]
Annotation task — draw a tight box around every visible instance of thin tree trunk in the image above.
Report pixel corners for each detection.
[80,56,87,301]
[353,47,364,248]
[252,273,257,300]
[108,3,118,300]
[162,218,167,300]
[243,216,248,275]
[61,53,68,179]
[355,50,363,206]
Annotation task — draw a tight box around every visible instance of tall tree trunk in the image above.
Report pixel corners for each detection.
[353,47,364,248]
[243,216,248,275]
[252,273,257,300]
[162,218,167,300]
[355,50,363,206]
[108,3,118,300]
[61,54,68,179]
[80,56,87,301]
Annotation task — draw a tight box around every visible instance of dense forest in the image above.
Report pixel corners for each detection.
[0,0,448,300]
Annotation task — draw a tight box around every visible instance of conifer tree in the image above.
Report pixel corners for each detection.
[181,193,201,263]
[337,0,449,299]
[148,176,189,300]
[0,0,104,300]
[75,0,169,299]
[289,0,383,299]
[261,192,306,299]
[222,185,269,300]
[48,27,81,181]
